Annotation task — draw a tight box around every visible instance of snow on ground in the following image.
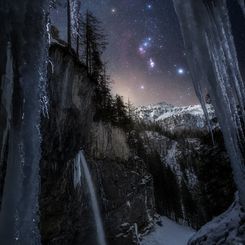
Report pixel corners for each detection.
[188,194,245,244]
[141,216,195,245]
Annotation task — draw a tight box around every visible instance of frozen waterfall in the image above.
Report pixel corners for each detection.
[0,0,49,243]
[74,151,107,245]
[172,0,245,208]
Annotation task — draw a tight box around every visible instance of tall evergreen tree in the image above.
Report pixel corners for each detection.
[114,95,131,127]
[81,11,107,78]
[93,65,116,123]
[181,179,199,227]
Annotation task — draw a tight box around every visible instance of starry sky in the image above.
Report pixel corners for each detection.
[51,0,245,106]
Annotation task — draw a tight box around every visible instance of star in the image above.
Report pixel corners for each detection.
[111,8,116,14]
[147,4,152,9]
[139,46,146,55]
[177,68,185,75]
[149,58,155,69]
[140,85,145,90]
[138,37,153,55]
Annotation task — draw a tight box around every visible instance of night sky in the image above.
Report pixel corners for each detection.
[51,0,245,106]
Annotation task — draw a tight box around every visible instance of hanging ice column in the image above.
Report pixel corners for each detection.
[0,0,48,243]
[73,151,107,245]
[172,0,245,208]
[238,0,245,16]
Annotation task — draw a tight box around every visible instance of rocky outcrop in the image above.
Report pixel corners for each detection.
[90,122,130,161]
[40,44,155,245]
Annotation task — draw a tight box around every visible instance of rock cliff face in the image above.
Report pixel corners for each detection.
[88,123,155,245]
[40,44,95,244]
[40,44,155,245]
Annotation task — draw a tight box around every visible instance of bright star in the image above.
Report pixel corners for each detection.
[111,8,116,14]
[149,58,155,69]
[177,68,184,74]
[139,46,146,55]
[138,37,153,56]
[147,4,152,9]
[140,85,145,90]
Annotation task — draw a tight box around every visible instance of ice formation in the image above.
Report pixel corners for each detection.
[173,0,245,208]
[0,0,49,243]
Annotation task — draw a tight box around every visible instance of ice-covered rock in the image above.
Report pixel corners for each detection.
[188,194,245,245]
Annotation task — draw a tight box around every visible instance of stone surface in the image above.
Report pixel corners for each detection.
[40,44,155,245]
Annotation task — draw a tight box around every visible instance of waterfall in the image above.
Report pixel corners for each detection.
[0,0,48,243]
[74,151,107,245]
[172,0,245,208]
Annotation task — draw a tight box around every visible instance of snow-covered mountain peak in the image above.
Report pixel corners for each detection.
[136,102,216,131]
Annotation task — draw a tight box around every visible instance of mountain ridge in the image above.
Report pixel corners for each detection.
[136,102,216,131]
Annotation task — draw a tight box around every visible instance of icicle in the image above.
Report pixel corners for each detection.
[70,0,81,36]
[134,223,140,244]
[40,21,50,119]
[172,0,245,208]
[0,0,49,243]
[237,0,245,16]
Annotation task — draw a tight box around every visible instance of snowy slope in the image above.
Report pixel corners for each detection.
[188,194,245,244]
[136,102,216,131]
[141,216,195,245]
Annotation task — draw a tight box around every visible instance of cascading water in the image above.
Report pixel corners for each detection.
[172,0,245,208]
[0,0,48,243]
[74,151,107,245]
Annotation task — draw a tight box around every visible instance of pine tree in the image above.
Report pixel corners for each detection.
[181,179,198,227]
[126,99,136,119]
[93,65,116,123]
[114,95,130,127]
[81,11,107,78]
[145,151,182,221]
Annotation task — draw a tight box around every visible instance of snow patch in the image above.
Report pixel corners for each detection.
[188,194,245,244]
[141,216,195,245]
[136,102,216,131]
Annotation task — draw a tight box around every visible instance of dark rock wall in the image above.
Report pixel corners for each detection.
[40,44,95,244]
[40,45,155,245]
[92,158,154,245]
